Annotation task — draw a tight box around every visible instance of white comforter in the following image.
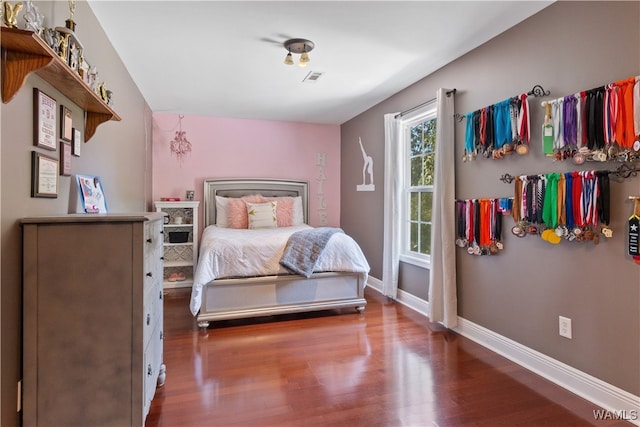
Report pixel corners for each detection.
[190,225,370,316]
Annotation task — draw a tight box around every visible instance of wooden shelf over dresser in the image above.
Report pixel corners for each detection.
[1,27,121,141]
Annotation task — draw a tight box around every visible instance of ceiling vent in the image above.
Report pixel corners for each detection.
[303,71,323,83]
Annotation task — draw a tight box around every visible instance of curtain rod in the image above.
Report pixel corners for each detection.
[395,88,457,119]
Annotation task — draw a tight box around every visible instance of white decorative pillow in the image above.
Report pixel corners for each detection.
[215,196,229,227]
[292,196,304,225]
[246,201,278,229]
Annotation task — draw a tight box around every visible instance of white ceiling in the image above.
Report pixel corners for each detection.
[87,1,552,125]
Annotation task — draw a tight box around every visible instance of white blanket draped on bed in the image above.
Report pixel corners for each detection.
[190,225,370,316]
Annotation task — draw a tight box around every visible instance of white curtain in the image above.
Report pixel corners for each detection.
[382,113,402,299]
[428,88,458,328]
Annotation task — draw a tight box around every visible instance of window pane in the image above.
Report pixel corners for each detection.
[421,153,435,186]
[410,123,423,156]
[410,222,418,252]
[421,192,432,222]
[422,119,437,153]
[410,192,418,221]
[410,157,423,186]
[420,223,431,255]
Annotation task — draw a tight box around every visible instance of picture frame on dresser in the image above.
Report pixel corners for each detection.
[33,88,57,151]
[31,151,58,198]
[75,174,107,213]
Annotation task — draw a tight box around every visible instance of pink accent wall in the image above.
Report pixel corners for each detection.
[152,113,341,229]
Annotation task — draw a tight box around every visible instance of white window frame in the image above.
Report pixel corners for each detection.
[398,102,437,269]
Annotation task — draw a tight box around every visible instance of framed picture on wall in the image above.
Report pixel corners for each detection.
[75,174,108,213]
[31,152,58,198]
[60,141,72,176]
[72,128,82,156]
[33,89,57,151]
[60,105,73,142]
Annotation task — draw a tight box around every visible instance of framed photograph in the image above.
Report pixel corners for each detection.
[33,88,57,150]
[60,105,73,142]
[60,141,72,176]
[76,174,108,213]
[31,152,58,198]
[72,128,82,156]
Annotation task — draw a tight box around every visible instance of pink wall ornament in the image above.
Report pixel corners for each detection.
[316,152,328,225]
[170,115,192,164]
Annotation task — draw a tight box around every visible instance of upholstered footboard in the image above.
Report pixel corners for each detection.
[196,271,367,328]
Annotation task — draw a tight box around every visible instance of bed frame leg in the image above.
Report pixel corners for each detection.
[355,306,365,313]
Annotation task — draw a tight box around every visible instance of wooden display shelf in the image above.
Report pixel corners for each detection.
[1,27,121,141]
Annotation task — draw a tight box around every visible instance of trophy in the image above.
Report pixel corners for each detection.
[55,0,83,72]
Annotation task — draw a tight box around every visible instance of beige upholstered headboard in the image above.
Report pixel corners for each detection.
[203,178,309,227]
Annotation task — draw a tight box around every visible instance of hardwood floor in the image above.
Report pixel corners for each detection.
[147,288,630,426]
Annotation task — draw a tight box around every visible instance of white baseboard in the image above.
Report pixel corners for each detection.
[366,276,430,316]
[366,276,383,293]
[366,276,639,425]
[454,317,640,426]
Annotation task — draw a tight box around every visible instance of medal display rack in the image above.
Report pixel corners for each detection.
[499,163,640,184]
[538,75,639,164]
[498,166,640,246]
[458,84,550,162]
[455,198,511,256]
[453,83,550,123]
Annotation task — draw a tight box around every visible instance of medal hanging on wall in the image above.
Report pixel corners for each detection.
[628,198,640,264]
[456,200,468,247]
[455,198,506,256]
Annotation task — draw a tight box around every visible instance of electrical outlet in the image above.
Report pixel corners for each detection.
[559,316,572,339]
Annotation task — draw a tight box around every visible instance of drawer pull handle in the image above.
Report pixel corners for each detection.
[160,256,164,261]
[159,290,163,300]
[147,364,153,376]
[160,230,164,234]
[160,331,163,340]
[146,272,153,277]
[147,238,152,243]
[147,313,151,325]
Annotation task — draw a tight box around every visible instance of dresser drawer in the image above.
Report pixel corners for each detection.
[142,322,163,420]
[143,283,162,347]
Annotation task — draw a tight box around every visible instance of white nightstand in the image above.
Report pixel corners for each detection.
[154,201,200,289]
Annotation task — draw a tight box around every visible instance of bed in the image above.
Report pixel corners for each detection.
[191,178,369,328]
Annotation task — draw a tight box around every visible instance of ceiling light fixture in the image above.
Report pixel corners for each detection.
[283,38,314,67]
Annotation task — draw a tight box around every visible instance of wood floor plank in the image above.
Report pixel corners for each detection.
[147,288,632,426]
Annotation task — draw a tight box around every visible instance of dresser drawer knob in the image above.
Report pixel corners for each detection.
[146,313,151,325]
[146,272,153,277]
[159,290,163,300]
[147,238,153,244]
[160,331,163,340]
[147,364,153,376]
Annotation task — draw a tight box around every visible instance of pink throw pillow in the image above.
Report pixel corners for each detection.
[264,197,294,227]
[227,194,265,228]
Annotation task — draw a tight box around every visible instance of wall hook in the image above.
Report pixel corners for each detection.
[499,173,515,184]
[527,84,550,97]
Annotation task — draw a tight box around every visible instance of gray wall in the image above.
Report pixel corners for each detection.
[0,1,152,424]
[341,1,639,395]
